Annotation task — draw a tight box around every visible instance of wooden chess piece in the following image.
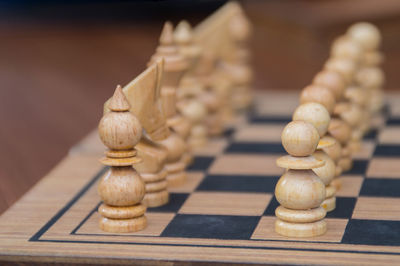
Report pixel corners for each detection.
[104,60,171,207]
[293,103,336,212]
[135,137,169,207]
[275,121,327,237]
[148,22,190,186]
[195,51,225,137]
[98,86,147,233]
[355,66,385,114]
[227,9,253,111]
[174,20,208,149]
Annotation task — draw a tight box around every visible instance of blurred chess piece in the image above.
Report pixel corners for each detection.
[175,20,208,149]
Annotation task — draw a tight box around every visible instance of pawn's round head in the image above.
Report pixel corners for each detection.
[355,66,385,88]
[331,36,363,62]
[324,57,356,84]
[293,102,331,137]
[281,121,320,157]
[313,70,346,101]
[300,85,336,114]
[347,22,381,51]
[98,112,142,150]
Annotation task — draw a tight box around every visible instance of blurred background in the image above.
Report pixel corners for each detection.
[0,0,399,214]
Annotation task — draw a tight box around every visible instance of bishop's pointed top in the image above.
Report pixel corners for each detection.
[160,21,174,45]
[109,85,131,112]
[174,20,192,44]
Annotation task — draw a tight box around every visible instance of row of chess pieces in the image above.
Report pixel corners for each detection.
[96,2,253,233]
[274,22,385,237]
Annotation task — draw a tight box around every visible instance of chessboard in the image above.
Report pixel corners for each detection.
[1,91,400,265]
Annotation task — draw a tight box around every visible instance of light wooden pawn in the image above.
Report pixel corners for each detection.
[98,86,147,233]
[275,121,327,237]
[195,51,225,137]
[293,103,337,212]
[227,9,253,111]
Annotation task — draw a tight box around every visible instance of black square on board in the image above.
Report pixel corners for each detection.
[363,129,378,140]
[161,214,260,240]
[360,178,400,197]
[343,160,369,175]
[250,116,291,124]
[223,127,235,138]
[225,142,284,154]
[373,145,400,157]
[386,118,400,125]
[263,196,279,216]
[342,219,400,246]
[197,174,278,193]
[147,193,189,213]
[187,156,215,171]
[326,197,357,219]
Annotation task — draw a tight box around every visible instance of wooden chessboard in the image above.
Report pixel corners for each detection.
[1,91,400,265]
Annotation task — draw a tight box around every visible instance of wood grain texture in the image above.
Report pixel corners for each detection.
[0,91,399,265]
[1,0,400,219]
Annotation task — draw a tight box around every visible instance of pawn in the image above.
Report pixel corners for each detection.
[98,86,147,233]
[293,103,337,212]
[275,121,327,237]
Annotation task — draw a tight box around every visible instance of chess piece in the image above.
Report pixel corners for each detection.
[135,136,169,207]
[275,121,327,237]
[195,51,225,136]
[149,22,190,186]
[347,22,385,117]
[98,86,147,233]
[227,9,253,111]
[293,103,336,212]
[174,20,208,149]
[104,60,171,207]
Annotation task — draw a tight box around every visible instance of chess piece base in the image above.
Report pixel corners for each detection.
[167,171,187,187]
[275,219,327,237]
[275,206,326,223]
[143,190,169,207]
[99,215,147,233]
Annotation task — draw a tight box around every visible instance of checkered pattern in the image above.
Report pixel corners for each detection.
[76,108,400,246]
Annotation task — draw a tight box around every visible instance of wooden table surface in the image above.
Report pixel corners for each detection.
[1,0,400,216]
